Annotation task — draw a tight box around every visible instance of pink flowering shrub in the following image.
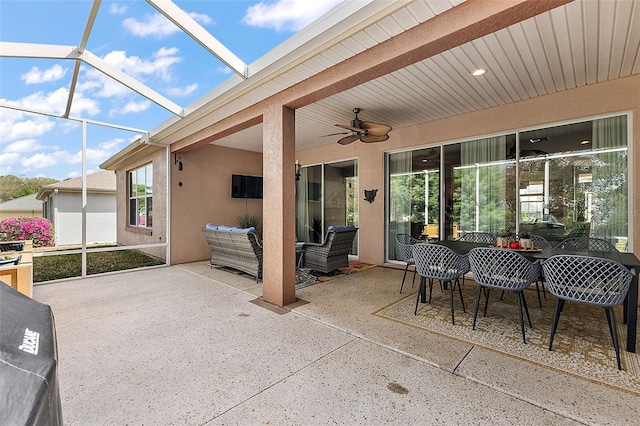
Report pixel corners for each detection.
[0,217,54,248]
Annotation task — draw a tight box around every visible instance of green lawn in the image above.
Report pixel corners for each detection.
[34,249,165,282]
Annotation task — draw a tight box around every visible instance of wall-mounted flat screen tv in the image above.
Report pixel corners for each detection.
[231,174,263,199]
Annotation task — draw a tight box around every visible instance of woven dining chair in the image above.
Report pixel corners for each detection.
[555,237,618,252]
[468,248,541,343]
[530,234,551,249]
[412,243,469,325]
[458,231,497,245]
[395,233,421,293]
[541,255,634,370]
[530,234,551,305]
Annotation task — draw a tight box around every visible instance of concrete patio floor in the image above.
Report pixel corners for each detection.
[33,262,639,425]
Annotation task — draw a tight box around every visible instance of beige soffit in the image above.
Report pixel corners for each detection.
[191,0,640,154]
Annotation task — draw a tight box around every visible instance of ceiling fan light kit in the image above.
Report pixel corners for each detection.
[332,108,392,145]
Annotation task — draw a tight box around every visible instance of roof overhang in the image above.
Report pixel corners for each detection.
[100,138,165,171]
[144,0,411,147]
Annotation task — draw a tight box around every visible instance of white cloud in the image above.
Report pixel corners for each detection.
[110,3,128,14]
[243,0,342,31]
[0,115,56,142]
[4,139,49,153]
[123,11,213,38]
[68,146,121,165]
[21,64,68,85]
[22,151,67,169]
[99,137,126,150]
[216,66,233,75]
[102,48,182,82]
[1,88,100,118]
[0,152,21,174]
[166,83,198,97]
[110,99,151,116]
[75,47,184,100]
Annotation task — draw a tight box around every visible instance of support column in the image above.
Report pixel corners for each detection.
[262,105,297,306]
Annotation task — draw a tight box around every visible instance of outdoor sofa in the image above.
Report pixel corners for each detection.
[201,224,262,282]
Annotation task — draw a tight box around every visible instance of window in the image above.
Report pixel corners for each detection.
[386,113,630,261]
[128,164,153,228]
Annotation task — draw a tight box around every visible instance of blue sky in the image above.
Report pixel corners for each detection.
[0,0,342,181]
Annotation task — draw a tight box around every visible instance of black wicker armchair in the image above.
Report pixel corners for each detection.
[303,226,358,274]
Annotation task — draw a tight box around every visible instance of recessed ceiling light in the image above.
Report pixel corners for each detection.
[472,69,486,76]
[581,140,590,145]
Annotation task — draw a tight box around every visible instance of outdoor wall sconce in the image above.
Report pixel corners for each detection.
[174,153,183,171]
[295,160,301,181]
[364,189,378,203]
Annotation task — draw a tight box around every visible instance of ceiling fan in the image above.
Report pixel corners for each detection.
[326,108,392,145]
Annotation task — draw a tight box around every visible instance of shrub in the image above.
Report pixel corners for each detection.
[0,216,55,248]
[238,214,259,229]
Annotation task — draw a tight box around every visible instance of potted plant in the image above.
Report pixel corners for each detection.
[238,214,259,229]
[518,231,532,250]
[497,228,511,248]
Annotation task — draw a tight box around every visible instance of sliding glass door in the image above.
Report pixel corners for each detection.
[296,159,359,255]
[388,148,440,258]
[386,113,630,261]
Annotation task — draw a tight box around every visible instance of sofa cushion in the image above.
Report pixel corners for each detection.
[216,225,234,231]
[327,225,356,232]
[205,223,217,230]
[231,226,257,234]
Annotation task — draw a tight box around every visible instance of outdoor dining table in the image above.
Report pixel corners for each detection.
[434,239,640,353]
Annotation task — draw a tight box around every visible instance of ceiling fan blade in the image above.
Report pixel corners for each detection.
[321,132,350,137]
[360,121,392,136]
[335,123,363,133]
[360,134,389,143]
[337,135,360,145]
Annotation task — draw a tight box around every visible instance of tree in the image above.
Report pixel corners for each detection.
[0,175,58,202]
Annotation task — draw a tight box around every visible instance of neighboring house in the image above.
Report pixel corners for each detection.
[36,171,116,246]
[0,194,42,222]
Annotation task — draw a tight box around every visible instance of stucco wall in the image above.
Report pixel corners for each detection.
[52,192,116,246]
[295,75,640,265]
[115,150,168,260]
[0,209,41,222]
[170,144,263,264]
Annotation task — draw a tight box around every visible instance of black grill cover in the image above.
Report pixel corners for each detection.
[1,282,63,425]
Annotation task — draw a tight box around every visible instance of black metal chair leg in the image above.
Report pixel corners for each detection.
[549,298,563,351]
[605,307,622,370]
[535,281,543,308]
[520,291,532,328]
[516,290,526,344]
[414,276,426,315]
[472,285,483,330]
[428,278,434,304]
[449,280,455,325]
[483,288,491,317]
[456,278,466,313]
[411,268,417,288]
[400,263,409,293]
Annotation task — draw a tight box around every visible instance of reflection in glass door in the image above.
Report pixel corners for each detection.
[386,114,630,264]
[387,148,440,260]
[295,159,359,255]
